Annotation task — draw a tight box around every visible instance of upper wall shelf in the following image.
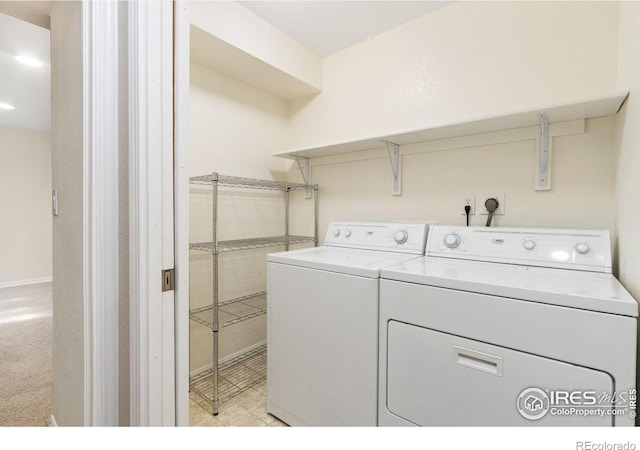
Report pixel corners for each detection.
[191,25,321,101]
[273,92,628,160]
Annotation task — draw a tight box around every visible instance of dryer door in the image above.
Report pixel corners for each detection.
[386,321,615,426]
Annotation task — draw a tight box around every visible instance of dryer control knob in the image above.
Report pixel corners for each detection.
[444,234,460,249]
[332,228,340,237]
[345,229,352,238]
[523,240,536,251]
[394,230,408,244]
[575,242,590,255]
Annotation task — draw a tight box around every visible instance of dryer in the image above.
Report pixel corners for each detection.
[267,221,428,426]
[378,225,638,426]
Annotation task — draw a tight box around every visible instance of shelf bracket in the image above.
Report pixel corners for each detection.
[293,155,311,198]
[381,140,401,195]
[536,113,551,191]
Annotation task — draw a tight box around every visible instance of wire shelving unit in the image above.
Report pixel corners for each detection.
[189,173,318,415]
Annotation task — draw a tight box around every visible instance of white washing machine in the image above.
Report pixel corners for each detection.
[267,221,428,426]
[379,225,638,426]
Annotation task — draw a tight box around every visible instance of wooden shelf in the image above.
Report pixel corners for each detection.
[273,92,628,160]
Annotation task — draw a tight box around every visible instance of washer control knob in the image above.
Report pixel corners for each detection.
[523,240,536,251]
[575,242,590,255]
[345,229,352,238]
[394,230,408,244]
[444,233,460,249]
[332,228,340,237]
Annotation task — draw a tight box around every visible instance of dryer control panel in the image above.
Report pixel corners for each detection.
[426,225,612,273]
[325,222,429,254]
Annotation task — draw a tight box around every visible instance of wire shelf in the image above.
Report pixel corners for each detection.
[190,173,311,191]
[189,235,315,253]
[190,291,267,329]
[190,344,267,408]
[189,171,317,416]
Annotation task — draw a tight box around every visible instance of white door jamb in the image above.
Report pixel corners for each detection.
[174,0,191,427]
[82,0,120,426]
[128,0,176,426]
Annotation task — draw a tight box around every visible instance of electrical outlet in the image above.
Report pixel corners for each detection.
[461,194,475,215]
[478,193,505,215]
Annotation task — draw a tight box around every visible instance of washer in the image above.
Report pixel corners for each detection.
[379,225,638,426]
[267,221,428,426]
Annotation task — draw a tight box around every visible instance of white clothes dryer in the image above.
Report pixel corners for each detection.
[267,221,428,426]
[379,225,638,426]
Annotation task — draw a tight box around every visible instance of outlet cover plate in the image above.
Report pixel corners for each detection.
[479,193,505,215]
[461,194,475,215]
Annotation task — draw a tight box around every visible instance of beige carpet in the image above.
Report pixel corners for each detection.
[0,282,52,426]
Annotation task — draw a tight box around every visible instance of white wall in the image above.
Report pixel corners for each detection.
[288,117,616,244]
[284,2,621,246]
[614,2,640,300]
[189,62,290,179]
[614,1,640,413]
[189,1,322,91]
[286,1,619,149]
[50,0,84,426]
[0,127,52,287]
[189,62,302,373]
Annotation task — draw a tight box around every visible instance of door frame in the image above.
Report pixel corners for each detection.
[21,0,177,426]
[128,0,177,426]
[11,0,122,427]
[80,0,184,426]
[174,0,191,427]
[82,0,120,426]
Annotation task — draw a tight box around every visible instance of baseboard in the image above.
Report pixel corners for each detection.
[190,340,266,378]
[0,277,52,289]
[49,415,58,427]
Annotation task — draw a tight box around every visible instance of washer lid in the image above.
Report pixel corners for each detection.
[268,246,423,278]
[381,257,639,317]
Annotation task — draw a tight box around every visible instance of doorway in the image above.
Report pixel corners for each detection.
[0,7,53,426]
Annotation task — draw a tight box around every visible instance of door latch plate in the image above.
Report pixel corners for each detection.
[162,268,175,292]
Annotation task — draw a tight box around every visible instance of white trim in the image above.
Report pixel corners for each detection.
[129,0,173,426]
[82,0,120,426]
[49,415,58,427]
[0,277,52,289]
[159,0,176,425]
[128,0,146,426]
[189,340,266,379]
[174,0,190,427]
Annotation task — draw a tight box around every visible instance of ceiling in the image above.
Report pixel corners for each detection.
[239,1,453,56]
[0,12,50,132]
[0,1,451,132]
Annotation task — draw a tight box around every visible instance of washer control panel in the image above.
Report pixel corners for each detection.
[426,225,612,273]
[325,222,429,254]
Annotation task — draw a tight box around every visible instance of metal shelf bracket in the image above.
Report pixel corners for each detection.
[536,113,551,190]
[382,140,401,195]
[293,155,312,198]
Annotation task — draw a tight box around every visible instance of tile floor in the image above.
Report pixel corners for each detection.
[189,380,288,427]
